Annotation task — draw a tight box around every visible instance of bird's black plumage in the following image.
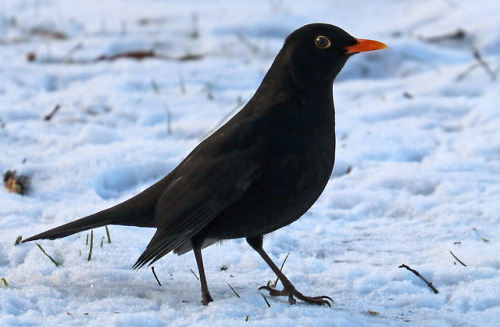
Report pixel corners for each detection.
[22,23,386,306]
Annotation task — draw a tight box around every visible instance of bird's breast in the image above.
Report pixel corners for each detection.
[202,106,336,239]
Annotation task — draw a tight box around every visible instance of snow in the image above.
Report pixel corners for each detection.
[1,0,500,326]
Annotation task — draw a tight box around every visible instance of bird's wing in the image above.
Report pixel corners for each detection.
[133,112,268,268]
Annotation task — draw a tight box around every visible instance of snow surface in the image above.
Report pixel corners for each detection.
[1,0,500,326]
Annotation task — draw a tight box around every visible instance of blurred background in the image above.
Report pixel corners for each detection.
[1,1,499,325]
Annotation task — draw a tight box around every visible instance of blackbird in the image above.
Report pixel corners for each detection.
[22,23,387,306]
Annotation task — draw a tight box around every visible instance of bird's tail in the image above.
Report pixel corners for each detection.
[22,209,116,242]
[22,173,174,243]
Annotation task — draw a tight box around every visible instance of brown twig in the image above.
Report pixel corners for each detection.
[61,43,83,63]
[473,48,498,81]
[190,268,199,280]
[151,267,162,286]
[450,251,467,267]
[31,50,203,65]
[30,27,67,40]
[44,104,61,121]
[424,29,466,44]
[94,50,202,62]
[227,283,240,298]
[399,264,439,294]
[455,63,480,81]
[95,50,156,61]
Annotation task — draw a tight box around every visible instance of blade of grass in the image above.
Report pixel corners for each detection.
[179,72,186,94]
[87,230,93,261]
[1,278,8,287]
[105,225,111,243]
[271,252,290,287]
[164,102,172,135]
[261,293,271,307]
[35,243,61,267]
[151,78,160,95]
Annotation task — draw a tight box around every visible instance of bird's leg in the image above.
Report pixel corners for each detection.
[246,236,333,307]
[192,241,213,305]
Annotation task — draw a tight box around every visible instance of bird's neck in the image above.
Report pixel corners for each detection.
[256,59,334,108]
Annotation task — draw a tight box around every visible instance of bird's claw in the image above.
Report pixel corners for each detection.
[259,285,333,307]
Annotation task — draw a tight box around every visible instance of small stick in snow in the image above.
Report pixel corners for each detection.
[403,91,413,99]
[236,34,261,54]
[44,104,61,121]
[455,63,480,81]
[95,50,156,61]
[399,264,439,294]
[150,79,172,134]
[228,283,241,298]
[449,251,467,267]
[151,79,161,95]
[151,267,162,286]
[473,48,498,81]
[164,103,172,135]
[60,43,83,63]
[178,73,186,94]
[94,50,203,62]
[423,29,466,44]
[190,269,199,280]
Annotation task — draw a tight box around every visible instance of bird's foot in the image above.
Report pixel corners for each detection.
[201,292,214,305]
[259,285,333,307]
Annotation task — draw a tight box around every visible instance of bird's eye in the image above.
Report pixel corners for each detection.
[315,36,331,49]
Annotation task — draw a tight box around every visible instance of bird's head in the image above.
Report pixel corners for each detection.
[278,23,387,86]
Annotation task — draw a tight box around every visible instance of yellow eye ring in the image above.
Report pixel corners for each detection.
[315,36,331,49]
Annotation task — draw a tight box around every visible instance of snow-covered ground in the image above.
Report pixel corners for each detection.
[1,0,500,326]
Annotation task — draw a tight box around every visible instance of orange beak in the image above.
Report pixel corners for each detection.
[344,39,388,54]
